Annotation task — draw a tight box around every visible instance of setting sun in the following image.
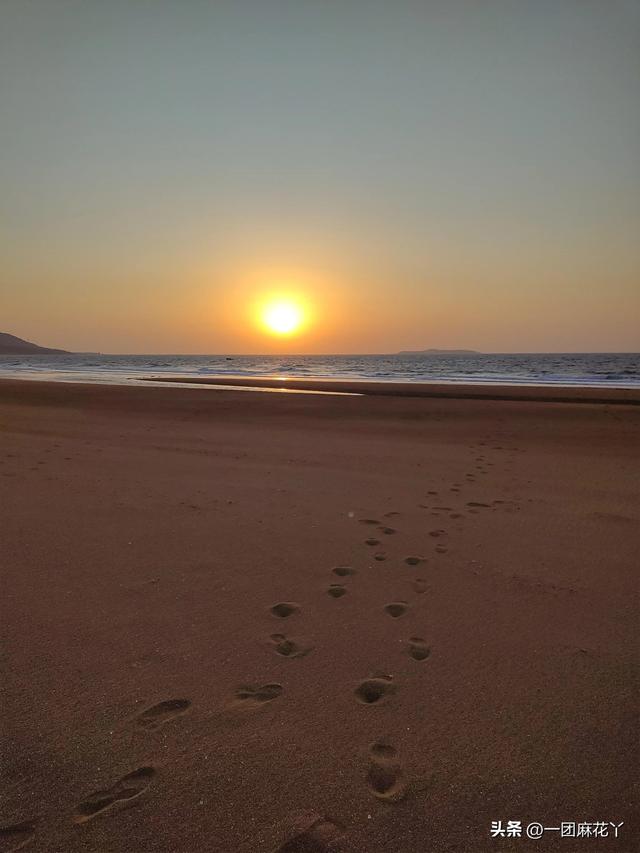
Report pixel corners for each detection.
[257,297,307,337]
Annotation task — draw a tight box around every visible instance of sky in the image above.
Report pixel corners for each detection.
[1,0,639,354]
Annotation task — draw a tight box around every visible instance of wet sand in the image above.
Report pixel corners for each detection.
[142,374,640,405]
[1,378,638,852]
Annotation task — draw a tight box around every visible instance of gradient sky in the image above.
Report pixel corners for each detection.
[1,0,639,354]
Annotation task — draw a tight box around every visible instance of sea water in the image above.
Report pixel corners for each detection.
[0,352,638,388]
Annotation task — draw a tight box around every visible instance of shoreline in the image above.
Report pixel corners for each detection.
[1,372,639,404]
[139,375,640,405]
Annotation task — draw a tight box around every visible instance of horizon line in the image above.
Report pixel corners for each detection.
[23,349,640,357]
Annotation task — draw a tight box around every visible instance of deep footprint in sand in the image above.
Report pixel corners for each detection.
[327,583,347,598]
[74,767,156,823]
[270,634,312,659]
[333,566,356,578]
[136,699,191,730]
[379,526,396,535]
[234,683,283,706]
[366,741,406,801]
[408,638,431,661]
[404,555,425,566]
[384,601,408,618]
[0,820,36,852]
[413,578,428,594]
[271,602,300,619]
[359,518,380,525]
[355,675,396,705]
[364,537,380,546]
[277,813,345,852]
[373,552,387,561]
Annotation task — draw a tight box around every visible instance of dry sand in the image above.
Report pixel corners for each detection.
[0,378,638,852]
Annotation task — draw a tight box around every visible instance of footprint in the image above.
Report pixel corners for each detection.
[408,638,431,661]
[384,602,408,618]
[367,762,404,800]
[404,556,424,566]
[369,742,398,761]
[74,767,156,823]
[277,813,345,853]
[366,741,406,801]
[429,529,446,538]
[435,545,448,554]
[359,518,380,525]
[136,699,190,730]
[413,578,428,594]
[355,676,396,705]
[271,602,300,618]
[327,584,347,599]
[333,566,356,577]
[379,527,396,535]
[364,538,380,546]
[234,683,283,706]
[373,552,387,562]
[383,511,400,518]
[467,501,490,508]
[0,821,36,852]
[270,634,312,658]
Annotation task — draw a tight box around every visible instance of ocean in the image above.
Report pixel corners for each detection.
[0,352,639,388]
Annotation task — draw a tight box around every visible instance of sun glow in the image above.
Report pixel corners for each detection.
[259,297,306,336]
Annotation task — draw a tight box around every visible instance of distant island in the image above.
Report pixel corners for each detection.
[396,348,480,356]
[0,332,70,355]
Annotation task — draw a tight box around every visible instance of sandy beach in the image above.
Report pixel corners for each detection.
[1,378,638,852]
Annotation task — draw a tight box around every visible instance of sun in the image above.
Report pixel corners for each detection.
[261,299,305,336]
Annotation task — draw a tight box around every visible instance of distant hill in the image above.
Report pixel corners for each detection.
[396,348,480,356]
[0,332,70,355]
